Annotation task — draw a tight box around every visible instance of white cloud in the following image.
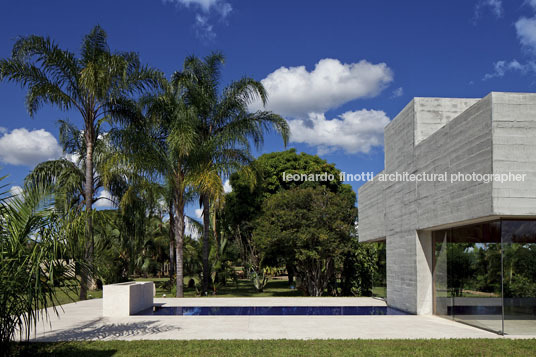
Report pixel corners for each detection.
[483,59,536,79]
[250,58,393,118]
[165,0,231,16]
[9,185,23,197]
[512,1,536,53]
[391,87,404,98]
[484,1,536,79]
[288,109,390,155]
[185,217,201,240]
[195,208,203,218]
[0,128,62,167]
[163,0,231,39]
[223,179,232,193]
[0,127,6,134]
[63,153,81,165]
[194,14,215,40]
[516,16,536,53]
[474,0,503,20]
[94,189,115,209]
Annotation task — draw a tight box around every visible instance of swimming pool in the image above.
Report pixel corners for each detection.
[134,306,409,316]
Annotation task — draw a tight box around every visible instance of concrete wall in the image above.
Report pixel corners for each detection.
[103,281,155,317]
[415,95,494,229]
[357,172,385,241]
[492,92,536,215]
[414,98,479,145]
[358,92,536,314]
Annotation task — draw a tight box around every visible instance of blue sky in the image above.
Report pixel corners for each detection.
[1,0,536,217]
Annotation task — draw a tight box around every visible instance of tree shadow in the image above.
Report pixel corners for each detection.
[35,318,178,341]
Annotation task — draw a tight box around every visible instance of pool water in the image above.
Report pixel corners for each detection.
[135,306,409,316]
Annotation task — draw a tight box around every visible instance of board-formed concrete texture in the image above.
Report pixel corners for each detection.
[103,281,155,317]
[358,92,536,314]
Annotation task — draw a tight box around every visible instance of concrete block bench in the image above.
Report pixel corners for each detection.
[103,281,155,317]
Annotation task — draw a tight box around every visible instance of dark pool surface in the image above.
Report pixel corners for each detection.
[134,306,409,316]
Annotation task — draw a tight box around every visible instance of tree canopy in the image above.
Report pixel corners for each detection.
[252,185,357,296]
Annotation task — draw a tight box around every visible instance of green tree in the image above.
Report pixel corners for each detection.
[115,73,198,296]
[176,53,289,294]
[224,149,345,285]
[0,176,73,346]
[253,185,357,296]
[0,26,160,299]
[448,243,476,297]
[340,239,379,296]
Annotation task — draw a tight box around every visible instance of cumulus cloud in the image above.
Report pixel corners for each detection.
[94,189,115,209]
[511,0,536,53]
[483,59,535,79]
[288,110,390,155]
[250,58,393,118]
[0,128,62,167]
[9,185,23,197]
[516,16,536,53]
[63,153,81,165]
[223,179,232,193]
[482,1,536,79]
[185,217,201,240]
[195,208,203,218]
[163,0,231,39]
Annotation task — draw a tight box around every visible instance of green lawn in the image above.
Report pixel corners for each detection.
[372,286,386,298]
[53,287,103,305]
[54,278,386,305]
[52,278,301,306]
[140,277,305,298]
[9,339,536,356]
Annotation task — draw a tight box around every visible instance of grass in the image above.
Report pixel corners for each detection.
[184,279,304,298]
[52,287,102,305]
[141,277,388,299]
[50,278,301,306]
[9,339,536,356]
[135,277,305,298]
[372,286,386,298]
[53,278,386,305]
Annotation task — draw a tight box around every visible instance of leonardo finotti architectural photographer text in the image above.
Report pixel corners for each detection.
[282,171,527,184]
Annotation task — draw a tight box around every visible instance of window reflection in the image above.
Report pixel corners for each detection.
[433,220,536,335]
[502,220,536,335]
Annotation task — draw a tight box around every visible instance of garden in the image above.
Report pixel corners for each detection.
[0,26,386,346]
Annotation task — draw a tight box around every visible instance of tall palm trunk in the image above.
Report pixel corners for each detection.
[80,126,94,301]
[168,199,175,279]
[202,194,211,295]
[174,172,186,297]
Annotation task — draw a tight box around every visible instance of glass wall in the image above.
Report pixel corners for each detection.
[502,220,536,335]
[433,220,536,335]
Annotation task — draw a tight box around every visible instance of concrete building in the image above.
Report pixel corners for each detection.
[358,92,536,334]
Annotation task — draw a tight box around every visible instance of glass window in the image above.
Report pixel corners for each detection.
[502,220,536,335]
[433,221,503,334]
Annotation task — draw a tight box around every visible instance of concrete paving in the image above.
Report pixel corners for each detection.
[23,298,521,341]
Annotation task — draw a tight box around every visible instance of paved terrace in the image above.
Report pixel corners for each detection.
[21,297,522,341]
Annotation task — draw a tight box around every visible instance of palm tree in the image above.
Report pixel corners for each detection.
[114,74,197,296]
[25,120,122,284]
[176,53,289,294]
[0,175,73,345]
[0,26,160,299]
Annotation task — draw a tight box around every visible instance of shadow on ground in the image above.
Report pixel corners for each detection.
[36,319,178,341]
